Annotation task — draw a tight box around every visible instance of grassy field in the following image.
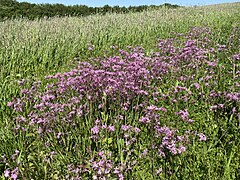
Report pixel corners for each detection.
[0,2,240,179]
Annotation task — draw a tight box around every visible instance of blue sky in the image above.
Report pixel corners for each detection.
[17,0,239,7]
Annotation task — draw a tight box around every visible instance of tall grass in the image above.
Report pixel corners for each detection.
[0,3,240,179]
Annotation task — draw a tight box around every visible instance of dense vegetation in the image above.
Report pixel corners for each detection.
[0,0,180,20]
[0,2,240,179]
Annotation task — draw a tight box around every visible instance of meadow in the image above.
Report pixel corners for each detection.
[0,2,240,179]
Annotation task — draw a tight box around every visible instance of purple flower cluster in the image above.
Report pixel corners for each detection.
[7,27,227,135]
[7,45,174,136]
[139,105,161,124]
[176,109,194,124]
[90,119,116,141]
[9,26,238,178]
[157,27,216,70]
[232,54,240,62]
[4,168,19,180]
[154,126,187,156]
[67,151,125,180]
